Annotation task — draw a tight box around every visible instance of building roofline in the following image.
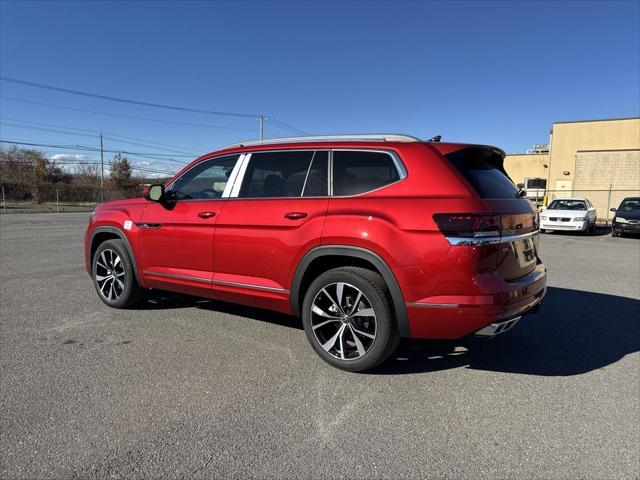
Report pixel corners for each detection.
[576,148,640,153]
[553,117,640,125]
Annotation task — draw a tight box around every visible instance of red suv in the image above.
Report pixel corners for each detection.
[85,134,546,371]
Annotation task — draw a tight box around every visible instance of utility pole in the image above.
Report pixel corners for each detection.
[259,116,265,140]
[100,133,104,203]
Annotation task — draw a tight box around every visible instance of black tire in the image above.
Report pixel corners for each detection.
[301,266,399,372]
[612,230,620,237]
[92,239,144,308]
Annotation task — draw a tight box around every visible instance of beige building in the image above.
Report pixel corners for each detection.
[504,117,640,218]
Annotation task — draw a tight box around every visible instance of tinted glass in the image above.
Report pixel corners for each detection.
[547,200,587,211]
[332,151,400,196]
[302,151,328,197]
[446,148,518,199]
[169,155,239,200]
[619,198,640,211]
[239,151,315,198]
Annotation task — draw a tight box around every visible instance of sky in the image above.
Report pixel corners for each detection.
[1,0,639,176]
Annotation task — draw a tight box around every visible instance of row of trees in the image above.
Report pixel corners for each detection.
[0,145,141,203]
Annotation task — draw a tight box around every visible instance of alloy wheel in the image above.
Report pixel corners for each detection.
[95,249,126,302]
[310,282,377,360]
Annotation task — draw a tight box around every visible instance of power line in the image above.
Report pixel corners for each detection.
[0,125,194,164]
[0,139,193,159]
[0,96,258,132]
[1,116,202,154]
[0,76,264,119]
[267,117,309,135]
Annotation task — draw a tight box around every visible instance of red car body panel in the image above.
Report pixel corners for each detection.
[85,139,546,339]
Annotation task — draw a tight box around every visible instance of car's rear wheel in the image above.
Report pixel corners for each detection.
[92,239,144,308]
[301,267,399,372]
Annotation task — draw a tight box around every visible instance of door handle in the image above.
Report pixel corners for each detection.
[198,211,216,218]
[284,212,308,220]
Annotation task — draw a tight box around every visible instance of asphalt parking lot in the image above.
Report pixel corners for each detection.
[1,213,638,479]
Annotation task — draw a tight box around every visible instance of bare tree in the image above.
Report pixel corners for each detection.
[109,153,133,189]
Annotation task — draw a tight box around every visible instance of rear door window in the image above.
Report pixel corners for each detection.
[238,150,328,198]
[332,151,400,196]
[446,147,519,199]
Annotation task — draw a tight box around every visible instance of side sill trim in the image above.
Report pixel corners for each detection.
[446,230,539,246]
[406,302,460,308]
[143,270,289,293]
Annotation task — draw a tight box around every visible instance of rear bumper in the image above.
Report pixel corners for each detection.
[405,263,547,339]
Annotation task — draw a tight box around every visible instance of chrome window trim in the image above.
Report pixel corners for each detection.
[300,151,317,197]
[221,153,247,198]
[230,153,251,197]
[165,153,243,200]
[445,230,539,246]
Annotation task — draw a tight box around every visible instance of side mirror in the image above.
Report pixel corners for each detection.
[145,184,164,202]
[610,207,616,212]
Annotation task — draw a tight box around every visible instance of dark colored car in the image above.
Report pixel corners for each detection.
[611,197,640,237]
[84,134,546,372]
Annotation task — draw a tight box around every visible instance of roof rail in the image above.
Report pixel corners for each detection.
[220,133,422,150]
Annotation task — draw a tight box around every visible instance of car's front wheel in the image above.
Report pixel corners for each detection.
[301,267,399,372]
[92,239,144,308]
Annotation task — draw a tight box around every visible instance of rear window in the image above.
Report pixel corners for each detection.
[445,147,518,199]
[548,200,587,211]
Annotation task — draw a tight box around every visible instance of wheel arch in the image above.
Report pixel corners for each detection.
[291,245,410,337]
[88,226,143,285]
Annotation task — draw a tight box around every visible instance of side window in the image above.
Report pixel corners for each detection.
[302,151,328,197]
[332,151,400,196]
[169,154,240,200]
[239,151,316,198]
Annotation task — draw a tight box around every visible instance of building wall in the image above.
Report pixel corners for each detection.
[504,153,549,184]
[570,149,640,219]
[548,118,640,190]
[502,118,640,209]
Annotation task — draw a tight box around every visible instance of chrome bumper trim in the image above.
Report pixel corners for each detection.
[142,270,288,293]
[446,230,539,246]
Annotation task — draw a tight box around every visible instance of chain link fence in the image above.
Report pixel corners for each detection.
[1,182,145,212]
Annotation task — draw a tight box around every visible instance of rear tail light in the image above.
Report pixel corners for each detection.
[433,214,501,238]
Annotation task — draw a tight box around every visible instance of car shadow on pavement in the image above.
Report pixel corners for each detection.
[373,286,640,376]
[136,290,304,331]
[134,287,638,377]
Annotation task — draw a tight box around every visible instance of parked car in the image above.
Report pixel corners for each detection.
[610,197,640,237]
[85,134,546,372]
[540,198,597,234]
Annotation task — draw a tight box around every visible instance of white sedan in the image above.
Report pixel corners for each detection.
[540,198,597,234]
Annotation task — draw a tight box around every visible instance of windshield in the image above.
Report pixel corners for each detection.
[619,199,640,211]
[547,200,587,211]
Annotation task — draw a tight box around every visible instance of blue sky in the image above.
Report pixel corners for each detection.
[1,0,639,176]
